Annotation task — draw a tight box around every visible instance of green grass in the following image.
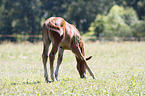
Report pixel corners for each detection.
[0,41,145,95]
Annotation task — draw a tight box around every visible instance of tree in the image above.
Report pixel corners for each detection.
[115,0,145,19]
[132,21,145,41]
[89,5,139,40]
[0,0,42,35]
[12,0,42,35]
[64,0,114,32]
[0,0,144,42]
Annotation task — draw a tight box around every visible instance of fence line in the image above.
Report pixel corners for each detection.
[0,35,42,38]
[101,37,145,41]
[0,35,145,42]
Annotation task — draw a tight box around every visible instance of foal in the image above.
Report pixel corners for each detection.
[42,17,96,82]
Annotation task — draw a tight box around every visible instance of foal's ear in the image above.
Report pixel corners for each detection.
[86,56,92,61]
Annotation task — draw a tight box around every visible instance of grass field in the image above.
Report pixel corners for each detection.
[0,41,145,95]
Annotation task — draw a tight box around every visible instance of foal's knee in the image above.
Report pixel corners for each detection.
[42,54,48,62]
[49,52,55,61]
[42,54,48,58]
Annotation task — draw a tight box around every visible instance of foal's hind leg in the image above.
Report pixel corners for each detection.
[42,24,51,83]
[42,39,51,83]
[42,44,49,82]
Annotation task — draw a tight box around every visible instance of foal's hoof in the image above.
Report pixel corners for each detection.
[45,77,50,83]
[80,75,86,79]
[55,77,58,81]
[55,74,58,81]
[93,76,96,80]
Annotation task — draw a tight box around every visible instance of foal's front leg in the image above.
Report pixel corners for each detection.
[49,45,59,81]
[55,47,64,81]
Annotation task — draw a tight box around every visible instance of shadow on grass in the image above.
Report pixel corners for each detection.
[11,81,41,85]
[10,77,88,85]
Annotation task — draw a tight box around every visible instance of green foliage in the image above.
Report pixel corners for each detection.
[132,21,145,40]
[0,0,114,37]
[122,8,139,26]
[63,0,113,32]
[115,0,145,19]
[89,14,104,35]
[0,0,145,42]
[89,5,139,39]
[0,0,42,35]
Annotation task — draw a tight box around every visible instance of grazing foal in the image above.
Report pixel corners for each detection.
[42,17,96,82]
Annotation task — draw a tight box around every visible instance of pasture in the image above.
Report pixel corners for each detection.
[0,41,145,95]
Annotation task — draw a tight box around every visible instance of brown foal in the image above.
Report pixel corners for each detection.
[42,17,96,82]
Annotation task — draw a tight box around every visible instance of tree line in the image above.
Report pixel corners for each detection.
[89,5,145,41]
[0,0,145,41]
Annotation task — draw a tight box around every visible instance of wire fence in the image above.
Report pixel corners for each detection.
[0,35,145,43]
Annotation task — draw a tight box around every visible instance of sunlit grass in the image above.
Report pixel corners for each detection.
[0,41,145,95]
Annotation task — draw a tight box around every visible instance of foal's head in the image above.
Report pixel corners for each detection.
[76,56,92,78]
[76,40,92,78]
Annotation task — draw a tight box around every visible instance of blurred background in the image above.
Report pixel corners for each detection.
[0,0,145,42]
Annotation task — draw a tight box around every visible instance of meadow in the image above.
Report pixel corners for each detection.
[0,41,145,95]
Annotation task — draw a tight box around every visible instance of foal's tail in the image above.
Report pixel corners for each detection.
[46,21,63,36]
[42,23,51,44]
